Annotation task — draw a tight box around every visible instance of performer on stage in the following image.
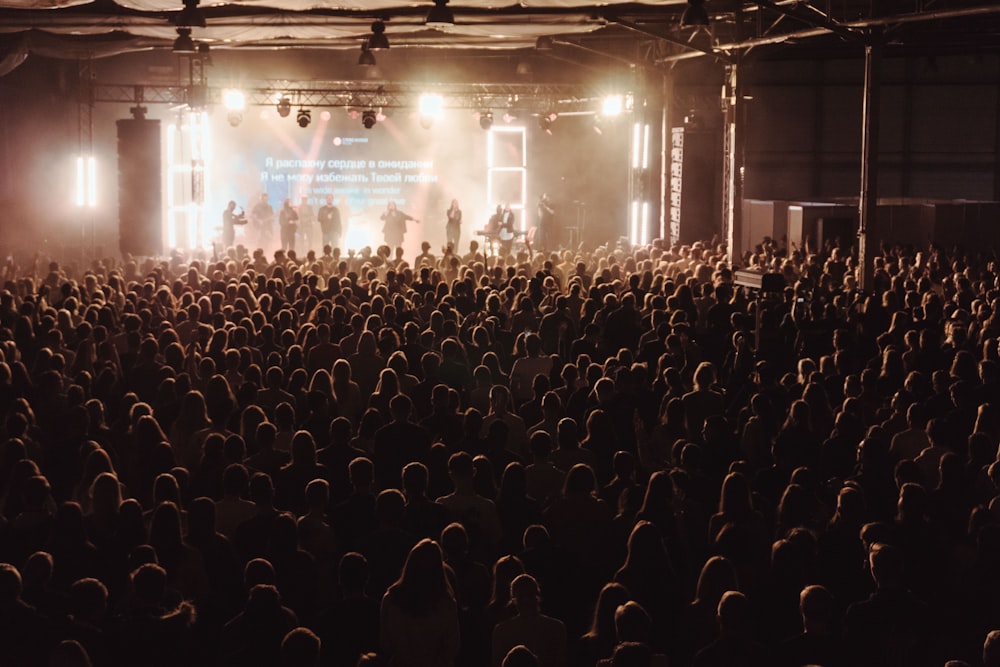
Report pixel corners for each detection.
[222,200,239,248]
[249,193,275,248]
[380,200,419,250]
[279,198,299,252]
[317,195,342,249]
[498,203,516,258]
[297,196,316,251]
[446,199,462,252]
[537,193,556,253]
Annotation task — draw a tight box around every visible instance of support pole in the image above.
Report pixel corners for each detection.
[722,60,745,265]
[77,58,95,252]
[857,35,881,292]
[660,70,673,244]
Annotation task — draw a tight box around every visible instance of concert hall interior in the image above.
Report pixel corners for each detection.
[4,2,1000,667]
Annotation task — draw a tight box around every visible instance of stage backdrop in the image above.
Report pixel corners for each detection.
[197,106,629,257]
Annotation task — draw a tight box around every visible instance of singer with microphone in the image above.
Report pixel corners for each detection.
[381,200,420,250]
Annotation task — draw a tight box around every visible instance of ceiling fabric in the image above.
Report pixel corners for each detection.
[0,0,681,10]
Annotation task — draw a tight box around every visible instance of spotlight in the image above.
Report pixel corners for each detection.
[538,111,557,133]
[502,111,517,124]
[479,110,493,130]
[296,108,311,128]
[176,0,206,28]
[227,111,242,127]
[535,35,554,51]
[418,93,444,117]
[515,60,533,77]
[197,42,211,63]
[681,0,710,27]
[276,96,292,117]
[223,89,245,111]
[602,95,623,117]
[173,27,196,53]
[426,0,454,28]
[358,41,376,66]
[368,20,389,50]
[362,109,377,129]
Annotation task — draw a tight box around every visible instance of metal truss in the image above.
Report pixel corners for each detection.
[93,81,609,115]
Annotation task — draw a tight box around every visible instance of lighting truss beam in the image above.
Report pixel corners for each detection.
[92,82,607,115]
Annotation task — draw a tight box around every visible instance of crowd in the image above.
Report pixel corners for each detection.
[0,233,999,667]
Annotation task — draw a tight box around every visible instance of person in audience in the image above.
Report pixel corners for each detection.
[492,574,567,667]
[379,539,460,667]
[0,234,995,667]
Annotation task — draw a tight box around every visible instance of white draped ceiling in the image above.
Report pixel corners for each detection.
[0,0,684,52]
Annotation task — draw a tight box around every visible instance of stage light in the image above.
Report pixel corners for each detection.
[503,111,517,124]
[602,95,624,117]
[535,35,554,51]
[297,108,311,128]
[681,0,710,27]
[538,111,557,133]
[358,41,376,66]
[369,20,389,50]
[173,27,196,53]
[362,109,377,129]
[479,110,493,130]
[75,156,97,208]
[426,0,454,28]
[276,96,292,117]
[515,60,533,77]
[418,93,443,128]
[419,93,443,117]
[223,89,245,111]
[176,0,206,28]
[197,42,211,63]
[223,91,244,126]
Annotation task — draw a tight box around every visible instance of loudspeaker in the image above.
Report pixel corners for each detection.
[117,119,162,257]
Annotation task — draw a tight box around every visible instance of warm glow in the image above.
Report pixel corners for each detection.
[630,200,639,245]
[631,122,641,170]
[75,156,84,207]
[167,111,212,250]
[87,156,97,207]
[75,155,97,208]
[418,93,444,117]
[602,95,623,117]
[642,124,650,170]
[223,89,246,111]
[641,201,649,245]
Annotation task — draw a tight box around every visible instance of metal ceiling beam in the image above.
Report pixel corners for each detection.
[608,17,733,63]
[711,2,1000,53]
[754,0,862,42]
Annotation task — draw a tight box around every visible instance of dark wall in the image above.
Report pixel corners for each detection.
[738,53,1000,202]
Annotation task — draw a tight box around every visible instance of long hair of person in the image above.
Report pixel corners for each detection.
[585,581,631,641]
[385,538,454,617]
